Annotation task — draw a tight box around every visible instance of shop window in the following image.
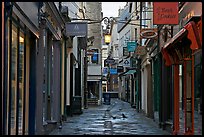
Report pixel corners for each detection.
[11,23,18,135]
[8,17,26,135]
[18,30,25,135]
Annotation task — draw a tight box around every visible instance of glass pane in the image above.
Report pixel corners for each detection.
[6,18,11,135]
[18,31,25,135]
[11,24,18,135]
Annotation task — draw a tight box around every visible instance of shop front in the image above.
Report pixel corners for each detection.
[2,2,39,135]
[162,18,202,135]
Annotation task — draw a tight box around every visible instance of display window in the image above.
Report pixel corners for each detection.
[5,13,28,135]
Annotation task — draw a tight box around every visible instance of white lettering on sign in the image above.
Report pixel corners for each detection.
[74,24,79,30]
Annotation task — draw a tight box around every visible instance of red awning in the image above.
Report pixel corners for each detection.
[162,28,188,66]
[184,21,202,50]
[163,28,187,49]
[162,21,202,66]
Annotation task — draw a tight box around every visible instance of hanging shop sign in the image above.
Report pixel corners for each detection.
[117,66,124,73]
[140,28,158,39]
[135,46,147,56]
[123,58,130,67]
[66,22,87,36]
[103,67,108,75]
[153,2,179,25]
[130,57,137,68]
[105,58,115,64]
[110,68,117,75]
[123,47,129,56]
[127,41,137,52]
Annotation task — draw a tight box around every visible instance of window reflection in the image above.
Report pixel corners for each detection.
[11,24,17,135]
[10,24,25,135]
[18,31,24,135]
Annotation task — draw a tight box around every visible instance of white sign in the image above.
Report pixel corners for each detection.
[123,58,130,67]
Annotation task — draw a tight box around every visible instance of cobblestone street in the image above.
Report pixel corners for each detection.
[50,98,171,135]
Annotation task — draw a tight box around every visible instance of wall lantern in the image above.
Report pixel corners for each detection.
[105,34,111,45]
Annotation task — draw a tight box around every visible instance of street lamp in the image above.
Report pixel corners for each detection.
[104,34,111,92]
[103,17,112,93]
[102,17,118,93]
[105,34,111,45]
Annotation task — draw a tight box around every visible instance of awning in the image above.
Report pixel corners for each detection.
[119,69,136,77]
[163,28,187,50]
[162,21,202,66]
[124,70,136,75]
[161,28,188,66]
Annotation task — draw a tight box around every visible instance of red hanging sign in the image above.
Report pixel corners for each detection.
[153,2,179,25]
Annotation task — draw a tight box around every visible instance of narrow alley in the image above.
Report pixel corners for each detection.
[2,2,202,135]
[50,98,170,135]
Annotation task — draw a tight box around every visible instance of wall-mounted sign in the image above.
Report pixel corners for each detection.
[127,41,137,52]
[66,22,87,36]
[140,28,158,39]
[153,2,179,25]
[135,46,147,56]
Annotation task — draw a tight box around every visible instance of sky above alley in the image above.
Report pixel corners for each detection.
[102,2,127,17]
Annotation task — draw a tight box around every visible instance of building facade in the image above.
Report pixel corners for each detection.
[85,2,103,105]
[2,2,72,135]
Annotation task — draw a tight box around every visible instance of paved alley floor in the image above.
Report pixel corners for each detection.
[50,98,171,135]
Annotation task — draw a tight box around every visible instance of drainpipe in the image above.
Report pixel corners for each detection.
[84,37,88,109]
[157,24,162,128]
